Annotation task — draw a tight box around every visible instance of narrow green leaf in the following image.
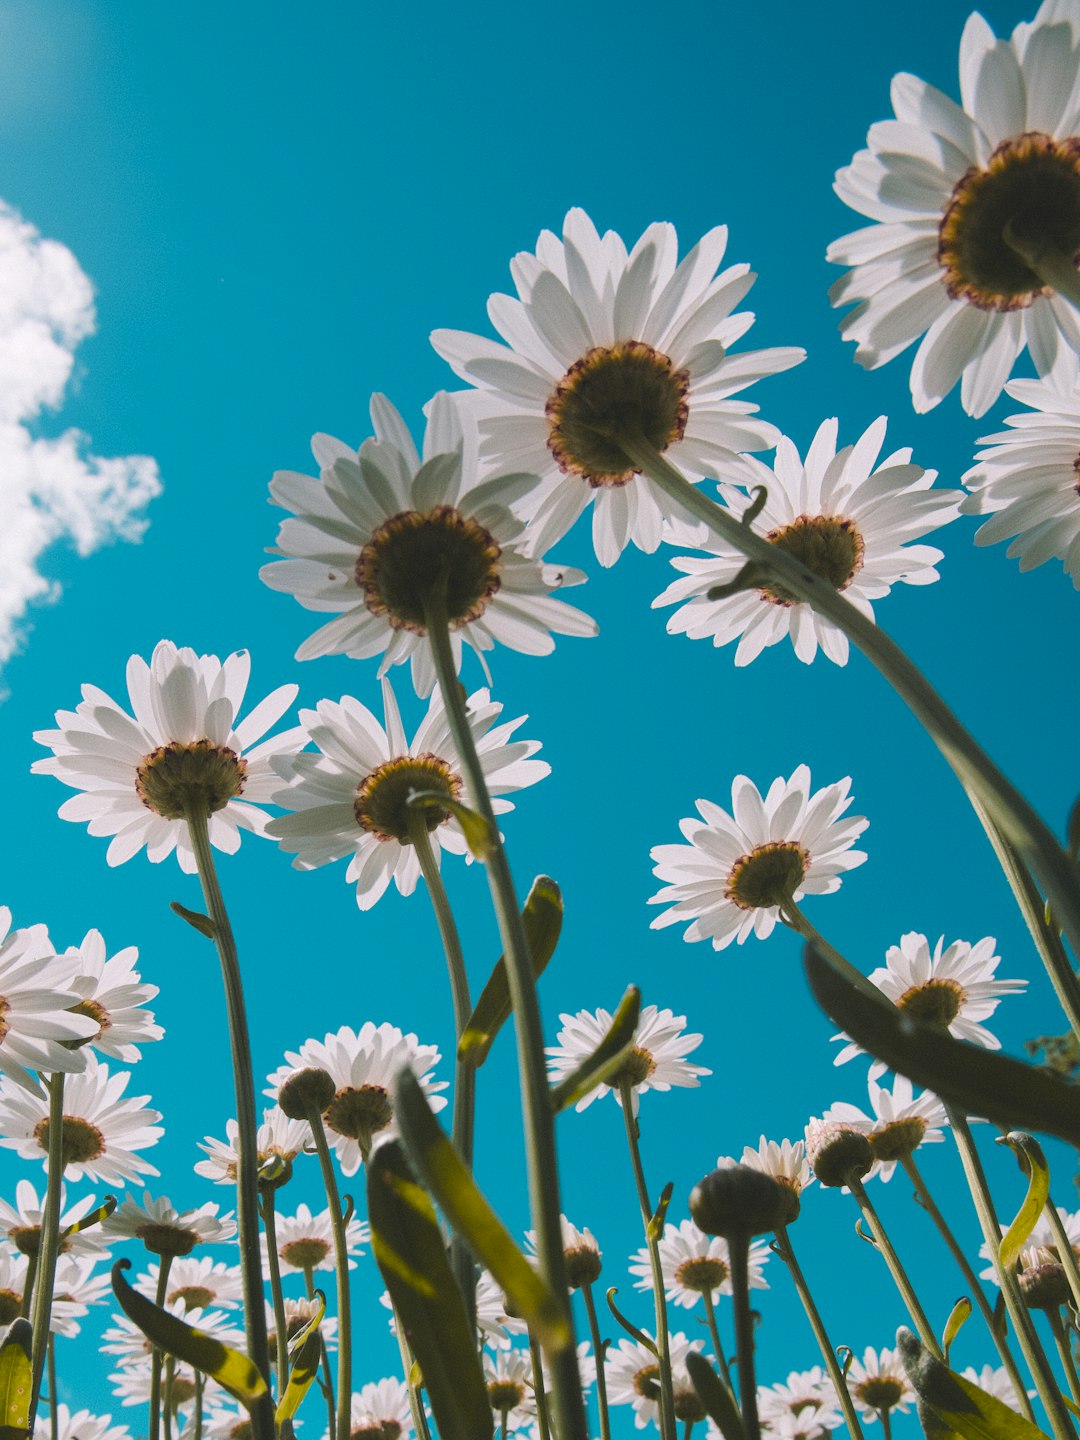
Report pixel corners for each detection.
[394,1067,569,1352]
[458,877,562,1068]
[686,1351,746,1440]
[407,788,496,859]
[942,1297,972,1364]
[170,901,216,939]
[802,944,1080,1147]
[606,1287,657,1353]
[647,1182,673,1244]
[275,1291,326,1422]
[367,1139,493,1440]
[899,1328,1051,1440]
[550,987,641,1114]
[995,1134,1051,1271]
[61,1193,116,1238]
[0,1318,32,1439]
[110,1260,268,1406]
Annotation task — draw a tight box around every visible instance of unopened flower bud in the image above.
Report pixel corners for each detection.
[565,1244,602,1289]
[689,1164,789,1238]
[278,1067,336,1120]
[1018,1249,1070,1310]
[805,1119,873,1188]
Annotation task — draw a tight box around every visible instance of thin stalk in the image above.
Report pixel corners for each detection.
[47,1337,57,1440]
[29,1074,65,1423]
[781,903,893,1007]
[684,1423,696,1440]
[147,1256,174,1440]
[623,435,1080,964]
[185,807,275,1440]
[701,1291,735,1396]
[193,1372,204,1440]
[163,1357,175,1440]
[728,1237,761,1440]
[582,1282,612,1440]
[1044,1202,1080,1316]
[1048,1309,1080,1407]
[947,1106,1075,1440]
[880,1409,893,1440]
[391,1295,431,1440]
[422,581,585,1440]
[407,810,476,1318]
[260,1190,291,1397]
[303,1261,336,1440]
[500,1406,510,1440]
[618,1079,676,1440]
[530,1330,553,1440]
[901,1153,1032,1415]
[306,1105,352,1440]
[19,1251,37,1320]
[848,1179,941,1357]
[773,1227,864,1440]
[1003,223,1080,313]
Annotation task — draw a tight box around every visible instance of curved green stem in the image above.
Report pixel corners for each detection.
[1003,224,1080,313]
[1049,1308,1080,1407]
[29,1073,65,1425]
[303,1262,336,1440]
[306,1106,352,1440]
[185,808,274,1440]
[582,1282,612,1440]
[781,903,889,1007]
[422,581,585,1440]
[701,1291,735,1397]
[848,1179,941,1357]
[260,1190,291,1397]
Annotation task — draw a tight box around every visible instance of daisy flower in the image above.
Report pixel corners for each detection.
[545,1004,710,1116]
[717,1136,816,1222]
[962,354,1080,586]
[0,1177,114,1259]
[34,1408,131,1440]
[33,640,302,873]
[54,928,163,1061]
[341,1379,414,1440]
[266,1022,447,1176]
[474,1268,528,1348]
[194,1106,310,1189]
[960,1364,1035,1409]
[432,207,804,567]
[606,1331,706,1430]
[267,1294,338,1354]
[649,766,868,949]
[759,1369,842,1434]
[261,391,596,696]
[820,1074,948,1180]
[260,1199,368,1277]
[111,1358,219,1413]
[525,1215,602,1289]
[102,1305,244,1367]
[630,1217,770,1307]
[654,417,961,666]
[50,1253,112,1335]
[267,678,548,910]
[136,1255,243,1312]
[979,1205,1080,1286]
[832,931,1026,1071]
[845,1347,914,1422]
[0,908,98,1092]
[829,3,1080,416]
[0,1055,163,1185]
[483,1346,536,1430]
[101,1192,235,1257]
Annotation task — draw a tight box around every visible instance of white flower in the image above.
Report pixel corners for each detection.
[606,1331,705,1429]
[759,1369,843,1434]
[525,1215,602,1288]
[960,1364,1035,1409]
[339,1379,414,1439]
[267,1294,339,1355]
[474,1268,528,1348]
[261,391,596,696]
[650,766,868,949]
[136,1255,244,1312]
[260,1199,368,1276]
[51,1253,111,1335]
[979,1205,1080,1282]
[194,1106,310,1187]
[267,678,549,910]
[833,931,1026,1072]
[828,3,1080,416]
[845,1347,914,1420]
[0,1177,114,1259]
[266,1022,447,1176]
[961,354,1080,586]
[654,417,961,666]
[717,1136,816,1216]
[101,1192,235,1256]
[0,908,98,1093]
[432,207,804,567]
[111,1357,219,1412]
[545,1004,710,1115]
[54,928,163,1061]
[630,1217,770,1307]
[483,1346,536,1428]
[820,1074,948,1180]
[0,1055,163,1185]
[34,1407,131,1440]
[33,640,302,872]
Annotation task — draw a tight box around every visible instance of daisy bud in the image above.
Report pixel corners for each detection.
[689,1164,789,1239]
[278,1067,336,1121]
[1018,1250,1070,1310]
[805,1119,873,1189]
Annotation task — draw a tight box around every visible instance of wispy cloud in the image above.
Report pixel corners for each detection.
[0,199,160,674]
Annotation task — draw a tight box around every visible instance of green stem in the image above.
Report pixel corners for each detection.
[193,1371,204,1440]
[624,436,1080,966]
[391,1294,431,1440]
[728,1237,761,1440]
[260,1189,291,1397]
[947,1107,1075,1440]
[773,1227,864,1440]
[701,1290,735,1397]
[29,1074,65,1424]
[582,1282,612,1440]
[618,1079,676,1440]
[185,807,274,1440]
[407,810,477,1319]
[880,1408,892,1440]
[1049,1309,1080,1408]
[47,1337,57,1440]
[1044,1200,1080,1316]
[530,1330,553,1440]
[303,1262,336,1440]
[901,1153,1033,1417]
[781,903,892,1007]
[1003,223,1080,313]
[19,1251,37,1320]
[147,1256,174,1440]
[422,581,585,1440]
[848,1178,941,1357]
[306,1105,352,1440]
[163,1356,175,1440]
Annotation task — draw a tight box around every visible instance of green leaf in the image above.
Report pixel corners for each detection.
[407,788,496,859]
[549,987,641,1113]
[686,1351,746,1440]
[275,1291,326,1422]
[110,1260,269,1406]
[647,1183,673,1244]
[899,1328,1051,1440]
[802,943,1080,1147]
[942,1297,972,1364]
[605,1288,656,1353]
[170,901,216,939]
[0,1319,32,1440]
[394,1067,570,1352]
[367,1139,493,1440]
[458,877,563,1068]
[61,1193,116,1239]
[995,1133,1050,1271]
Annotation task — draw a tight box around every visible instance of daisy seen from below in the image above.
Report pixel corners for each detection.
[525,1214,602,1289]
[194,1106,310,1189]
[649,766,868,950]
[102,1305,245,1366]
[33,1409,130,1440]
[819,1074,948,1180]
[101,1191,235,1257]
[629,1216,771,1307]
[962,352,1080,585]
[0,1178,114,1259]
[606,1331,707,1429]
[845,1347,915,1423]
[482,1346,537,1431]
[267,677,548,910]
[0,908,98,1092]
[654,416,961,666]
[49,1253,111,1335]
[829,2,1080,416]
[261,390,596,697]
[432,207,805,567]
[340,1379,414,1440]
[54,929,163,1061]
[32,640,302,873]
[266,1022,447,1176]
[0,1054,163,1186]
[960,1364,1035,1409]
[260,1198,368,1277]
[545,1004,710,1115]
[267,1294,338,1353]
[758,1369,843,1434]
[135,1255,243,1312]
[832,931,1026,1072]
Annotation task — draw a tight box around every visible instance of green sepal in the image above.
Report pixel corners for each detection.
[686,1350,746,1440]
[995,1133,1050,1271]
[899,1328,1051,1440]
[407,788,496,859]
[275,1291,326,1422]
[549,987,641,1114]
[802,943,1080,1146]
[458,877,562,1068]
[606,1287,656,1353]
[647,1183,673,1244]
[110,1260,269,1406]
[0,1318,32,1440]
[170,901,216,939]
[61,1193,116,1238]
[394,1067,569,1352]
[942,1297,972,1364]
[366,1138,493,1440]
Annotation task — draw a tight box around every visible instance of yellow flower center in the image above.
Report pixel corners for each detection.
[896,977,965,1028]
[135,740,247,820]
[33,1115,106,1168]
[761,515,865,606]
[869,1116,928,1163]
[726,841,809,911]
[609,1045,656,1090]
[674,1255,729,1293]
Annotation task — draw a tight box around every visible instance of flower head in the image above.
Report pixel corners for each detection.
[959,1364,1035,1410]
[650,766,868,949]
[195,1107,310,1191]
[260,1199,368,1277]
[820,1074,948,1180]
[630,1217,770,1307]
[0,1178,114,1259]
[846,1347,914,1421]
[0,909,99,1092]
[717,1136,815,1223]
[525,1215,602,1289]
[136,1255,243,1313]
[483,1346,536,1429]
[33,641,301,872]
[758,1369,842,1435]
[34,1408,131,1440]
[545,1004,710,1116]
[54,929,162,1062]
[606,1331,708,1429]
[101,1192,235,1257]
[343,1379,414,1439]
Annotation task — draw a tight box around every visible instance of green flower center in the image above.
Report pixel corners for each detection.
[726,841,809,911]
[761,515,865,605]
[938,132,1080,310]
[673,1386,708,1424]
[324,1083,394,1147]
[545,341,690,488]
[609,1045,656,1090]
[354,753,462,844]
[135,1221,200,1258]
[855,1376,904,1413]
[564,1243,602,1289]
[280,1236,332,1270]
[869,1116,927,1163]
[355,505,502,633]
[8,1226,44,1257]
[897,977,965,1028]
[170,1284,214,1311]
[135,740,247,820]
[487,1381,526,1412]
[33,1115,106,1168]
[675,1255,729,1294]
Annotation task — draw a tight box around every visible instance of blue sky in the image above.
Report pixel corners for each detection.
[0,0,1078,1425]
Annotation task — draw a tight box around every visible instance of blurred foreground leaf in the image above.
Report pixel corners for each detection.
[899,1329,1050,1440]
[686,1350,746,1440]
[0,1318,32,1440]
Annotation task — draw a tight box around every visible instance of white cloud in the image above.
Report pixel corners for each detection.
[0,200,160,671]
